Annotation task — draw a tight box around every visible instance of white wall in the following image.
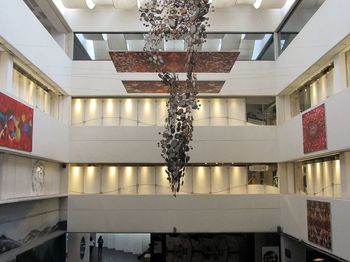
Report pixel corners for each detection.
[67,194,281,233]
[69,126,278,163]
[281,195,350,261]
[0,154,65,201]
[0,0,71,92]
[70,61,276,97]
[275,0,350,94]
[278,88,350,161]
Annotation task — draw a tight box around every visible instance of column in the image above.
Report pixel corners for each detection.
[276,95,291,125]
[0,51,14,93]
[60,96,72,124]
[333,52,347,94]
[278,162,288,194]
[339,151,350,198]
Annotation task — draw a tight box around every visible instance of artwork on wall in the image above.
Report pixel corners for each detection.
[122,80,225,93]
[0,92,33,152]
[32,161,45,194]
[307,200,332,250]
[302,104,327,154]
[110,51,239,73]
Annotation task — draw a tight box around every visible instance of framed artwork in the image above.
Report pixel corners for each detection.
[302,104,327,154]
[307,200,332,250]
[0,92,33,152]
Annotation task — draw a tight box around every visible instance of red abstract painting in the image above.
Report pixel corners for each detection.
[302,104,327,154]
[307,200,332,250]
[110,51,239,73]
[122,80,225,93]
[0,92,33,152]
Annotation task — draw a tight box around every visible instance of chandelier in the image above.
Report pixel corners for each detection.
[139,0,212,194]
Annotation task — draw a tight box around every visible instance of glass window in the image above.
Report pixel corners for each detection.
[290,64,334,117]
[278,0,326,54]
[295,155,341,197]
[73,33,274,61]
[246,97,276,125]
[12,65,60,119]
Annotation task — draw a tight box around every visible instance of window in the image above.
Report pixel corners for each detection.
[278,0,326,54]
[290,64,334,117]
[295,155,341,197]
[73,33,275,61]
[12,65,60,119]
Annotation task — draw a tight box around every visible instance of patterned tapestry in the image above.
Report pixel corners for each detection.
[0,92,33,152]
[122,80,225,93]
[302,104,327,154]
[110,51,239,73]
[307,200,332,250]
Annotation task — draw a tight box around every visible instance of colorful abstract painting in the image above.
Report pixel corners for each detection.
[302,104,327,154]
[0,92,33,152]
[307,200,332,250]
[110,51,239,73]
[122,80,225,93]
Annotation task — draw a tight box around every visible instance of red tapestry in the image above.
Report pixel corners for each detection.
[122,80,225,93]
[110,51,239,73]
[0,92,33,152]
[302,104,327,154]
[307,200,332,250]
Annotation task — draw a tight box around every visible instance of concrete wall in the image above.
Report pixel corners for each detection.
[0,154,66,201]
[69,126,277,163]
[278,87,350,161]
[67,194,281,233]
[280,195,350,261]
[0,0,71,92]
[275,0,350,93]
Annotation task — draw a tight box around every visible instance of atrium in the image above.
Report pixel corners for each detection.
[0,0,350,261]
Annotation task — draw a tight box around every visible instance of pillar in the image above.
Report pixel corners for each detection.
[339,151,350,198]
[333,52,347,94]
[0,51,14,93]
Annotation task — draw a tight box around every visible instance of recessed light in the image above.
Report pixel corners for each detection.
[253,0,262,9]
[85,0,95,9]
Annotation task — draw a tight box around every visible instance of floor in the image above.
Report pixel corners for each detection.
[90,247,140,262]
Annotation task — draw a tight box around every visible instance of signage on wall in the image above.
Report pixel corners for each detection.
[0,92,33,152]
[302,104,327,154]
[307,200,332,250]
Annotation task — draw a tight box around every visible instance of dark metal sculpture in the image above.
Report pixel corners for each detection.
[139,0,212,194]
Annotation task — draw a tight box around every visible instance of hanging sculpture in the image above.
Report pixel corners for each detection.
[139,0,212,194]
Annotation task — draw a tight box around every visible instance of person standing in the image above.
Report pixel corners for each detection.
[97,236,104,258]
[89,237,95,257]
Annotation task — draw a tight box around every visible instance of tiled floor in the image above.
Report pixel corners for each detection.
[90,247,140,262]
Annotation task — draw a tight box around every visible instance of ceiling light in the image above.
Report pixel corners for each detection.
[253,0,262,8]
[85,0,96,8]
